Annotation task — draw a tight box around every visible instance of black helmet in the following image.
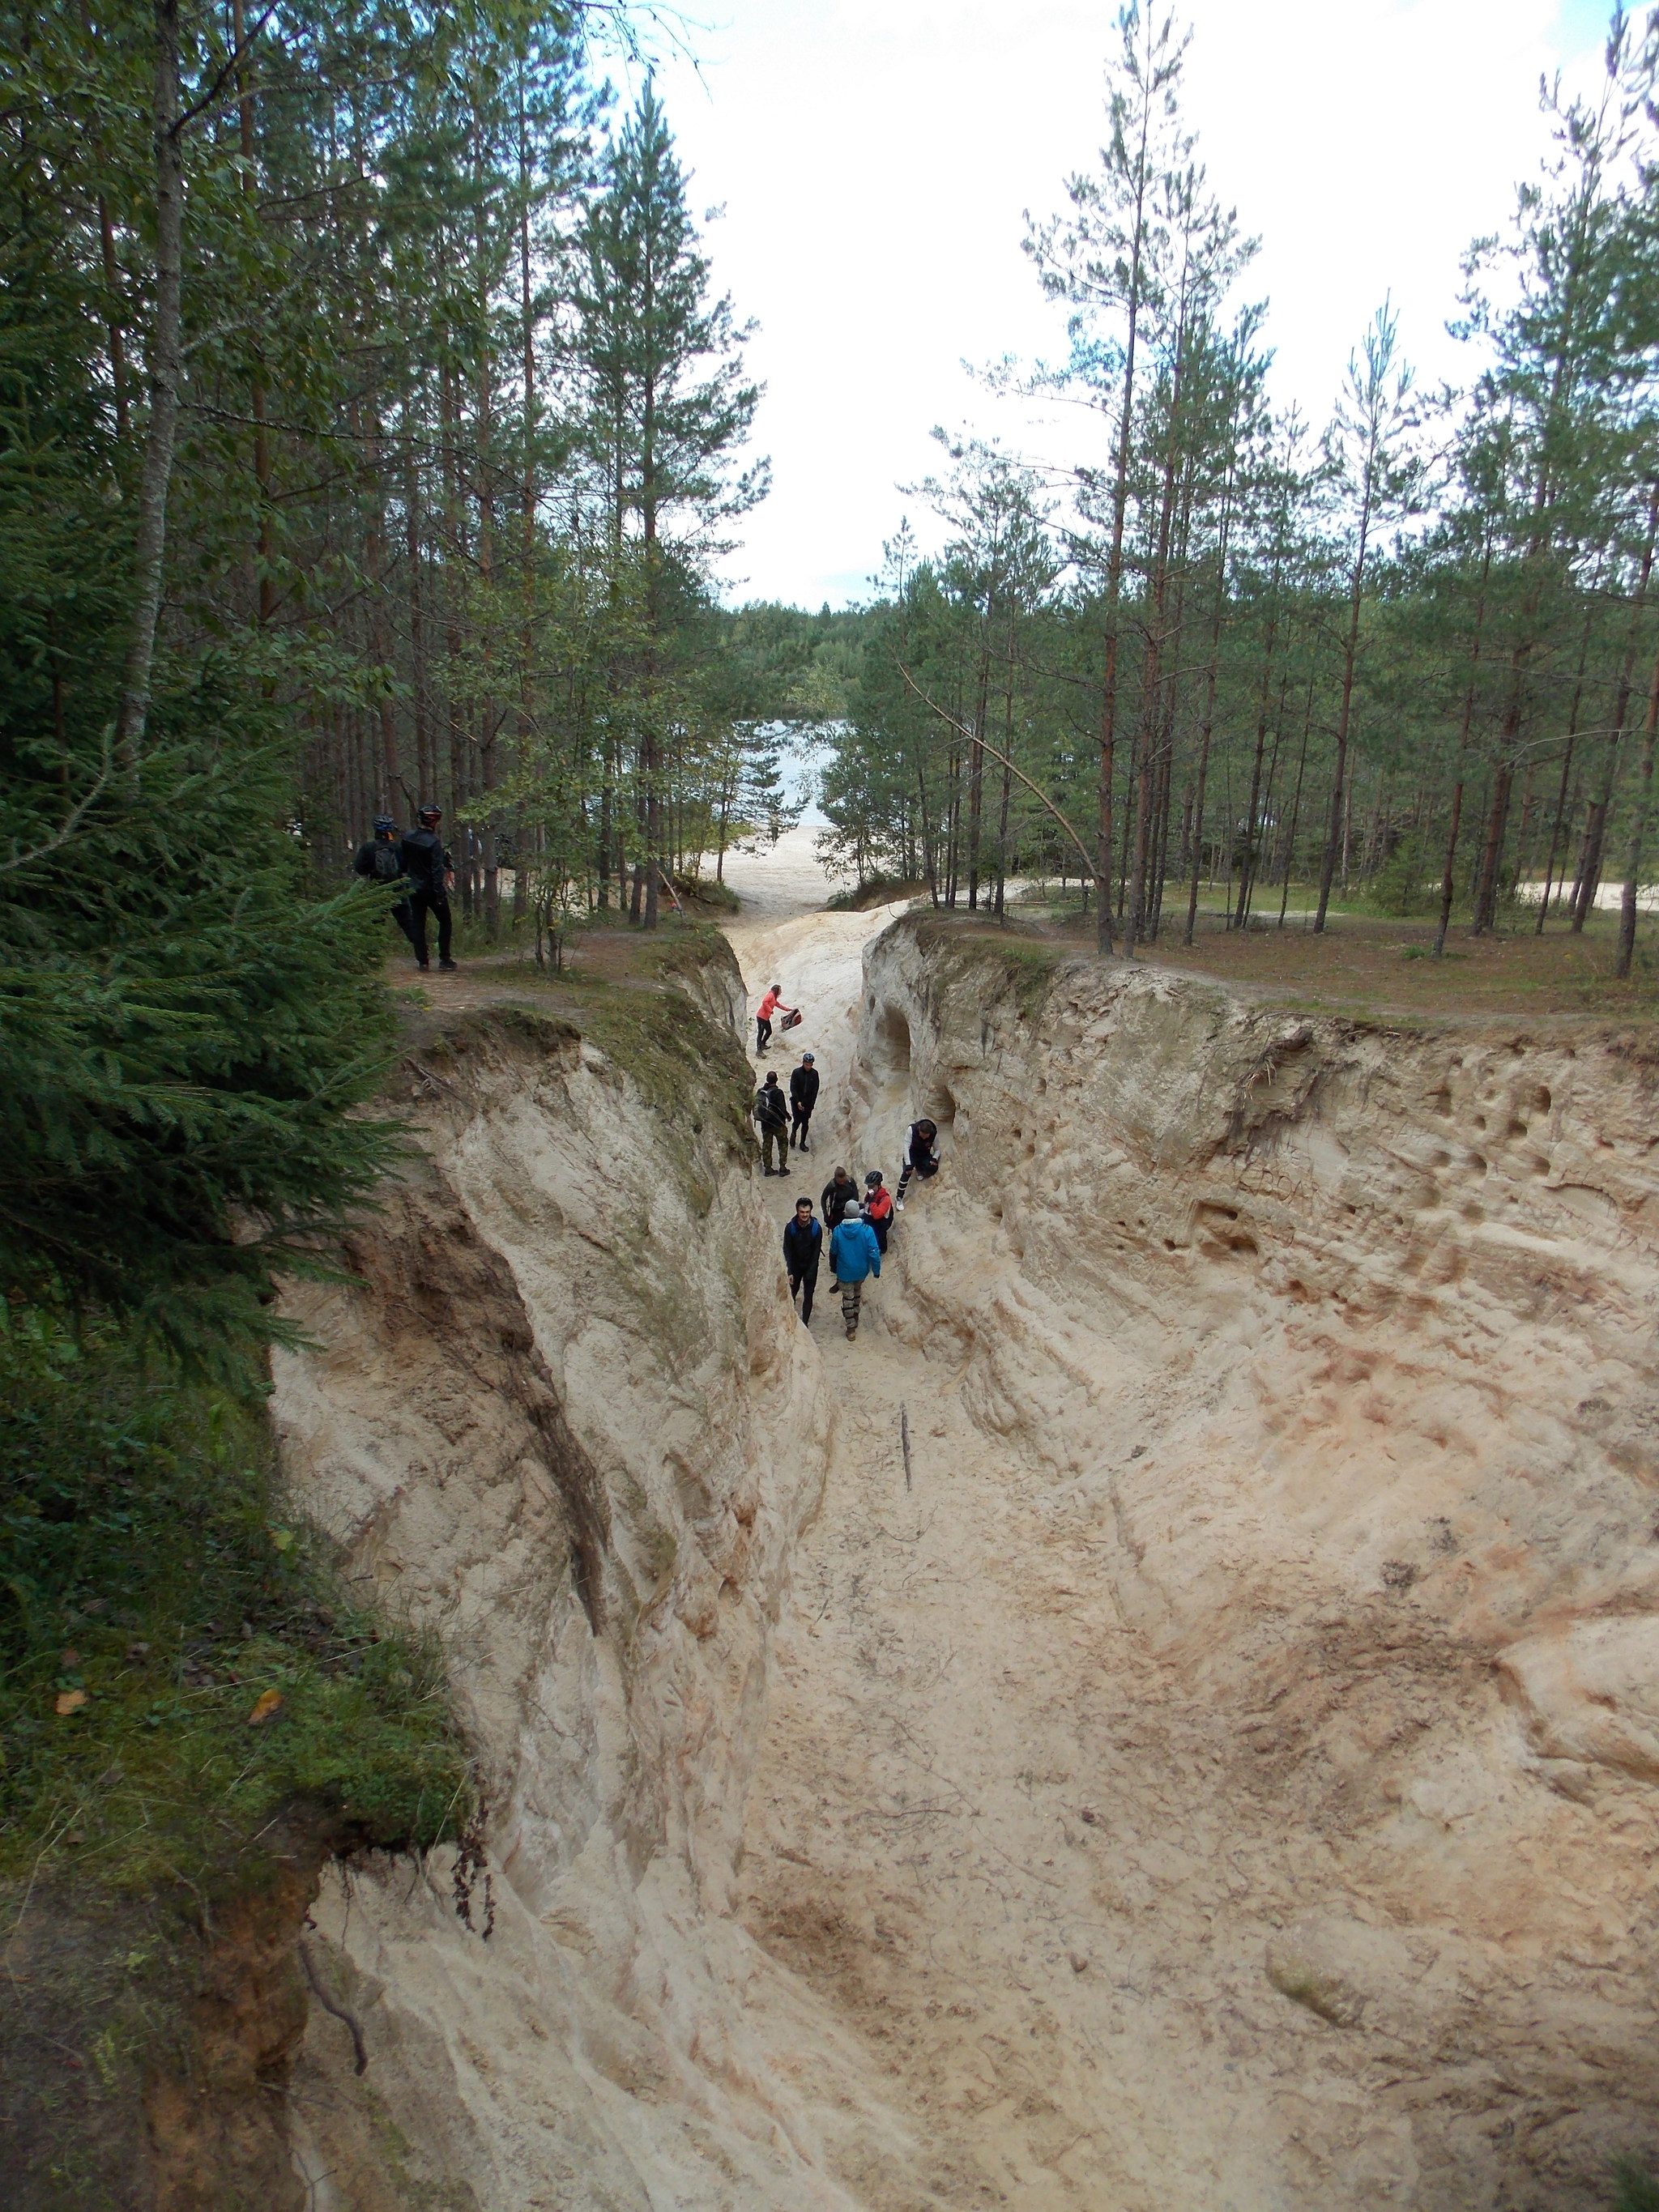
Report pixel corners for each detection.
[417,804,441,825]
[864,1170,883,1187]
[373,814,396,833]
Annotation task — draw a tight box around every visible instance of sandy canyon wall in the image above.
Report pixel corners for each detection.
[840,913,1659,2206]
[269,990,918,2209]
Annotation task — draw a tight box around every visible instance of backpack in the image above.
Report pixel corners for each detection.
[370,840,403,883]
[779,1006,803,1031]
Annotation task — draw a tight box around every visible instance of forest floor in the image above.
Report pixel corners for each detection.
[379,839,1659,1040]
[977,892,1659,1032]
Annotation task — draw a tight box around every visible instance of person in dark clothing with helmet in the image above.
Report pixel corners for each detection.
[353,816,416,951]
[789,1053,820,1151]
[782,1196,822,1325]
[862,1170,894,1251]
[400,806,457,972]
[754,1071,790,1174]
[895,1118,940,1208]
[821,1166,858,1228]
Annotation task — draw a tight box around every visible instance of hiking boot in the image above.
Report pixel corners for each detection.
[416,961,430,971]
[438,958,458,972]
[845,1324,857,1340]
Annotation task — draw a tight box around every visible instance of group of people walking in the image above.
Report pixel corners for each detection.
[352,809,457,972]
[757,1037,940,1341]
[753,1055,820,1170]
[750,979,944,1343]
[774,1137,936,1341]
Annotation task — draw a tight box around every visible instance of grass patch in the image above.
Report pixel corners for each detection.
[0,1311,469,1899]
[672,872,740,914]
[910,913,1064,1018]
[826,874,928,911]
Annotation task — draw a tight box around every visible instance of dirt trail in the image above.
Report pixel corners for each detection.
[720,848,1209,2207]
[719,841,1659,2212]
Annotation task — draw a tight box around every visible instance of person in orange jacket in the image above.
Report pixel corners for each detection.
[862,1170,894,1251]
[755,982,795,1055]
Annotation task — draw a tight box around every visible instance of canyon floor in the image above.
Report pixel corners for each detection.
[718,833,1659,2211]
[726,840,1308,2210]
[257,835,1659,2212]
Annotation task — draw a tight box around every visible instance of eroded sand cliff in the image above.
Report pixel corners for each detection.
[269,897,1659,2210]
[740,913,1659,2210]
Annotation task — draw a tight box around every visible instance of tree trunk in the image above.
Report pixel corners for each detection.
[1614,650,1659,978]
[114,0,185,771]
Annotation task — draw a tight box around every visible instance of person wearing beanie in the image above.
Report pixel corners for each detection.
[789,1051,820,1150]
[821,1165,859,1227]
[829,1197,881,1340]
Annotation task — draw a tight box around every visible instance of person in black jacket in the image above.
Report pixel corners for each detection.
[352,816,416,950]
[399,805,457,972]
[895,1117,940,1208]
[754,1071,790,1174]
[788,1053,820,1151]
[821,1166,858,1227]
[782,1196,822,1325]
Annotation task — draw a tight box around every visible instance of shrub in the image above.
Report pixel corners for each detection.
[0,1309,468,1895]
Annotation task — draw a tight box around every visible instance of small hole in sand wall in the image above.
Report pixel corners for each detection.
[872,1003,912,1079]
[923,1080,957,1134]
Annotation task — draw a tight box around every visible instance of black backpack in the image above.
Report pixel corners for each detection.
[369,840,403,883]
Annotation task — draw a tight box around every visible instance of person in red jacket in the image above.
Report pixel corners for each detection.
[862,1170,894,1251]
[754,982,795,1055]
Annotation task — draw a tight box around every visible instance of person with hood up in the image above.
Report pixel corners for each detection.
[830,1197,881,1340]
[895,1117,940,1208]
[753,1071,790,1174]
[862,1170,894,1251]
[754,982,795,1055]
[821,1166,859,1228]
[788,1052,820,1150]
[781,1196,822,1325]
[352,816,416,950]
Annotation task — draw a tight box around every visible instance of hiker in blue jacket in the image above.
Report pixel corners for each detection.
[829,1198,881,1341]
[782,1196,822,1326]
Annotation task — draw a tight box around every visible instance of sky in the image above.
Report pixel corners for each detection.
[623,0,1618,610]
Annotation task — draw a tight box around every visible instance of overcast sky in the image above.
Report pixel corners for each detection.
[624,0,1616,609]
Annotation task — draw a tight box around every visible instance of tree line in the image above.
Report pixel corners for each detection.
[818,3,1659,976]
[2,0,803,1350]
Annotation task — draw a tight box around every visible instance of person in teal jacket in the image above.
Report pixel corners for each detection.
[829,1203,881,1341]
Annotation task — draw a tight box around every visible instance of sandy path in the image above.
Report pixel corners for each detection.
[719,846,1260,2209]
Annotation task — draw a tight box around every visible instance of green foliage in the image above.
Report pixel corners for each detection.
[0,1309,468,1894]
[1362,836,1439,916]
[0,45,407,1365]
[1614,2158,1659,2211]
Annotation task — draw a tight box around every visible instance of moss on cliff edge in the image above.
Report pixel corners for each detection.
[0,1312,471,2207]
[907,912,1065,1021]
